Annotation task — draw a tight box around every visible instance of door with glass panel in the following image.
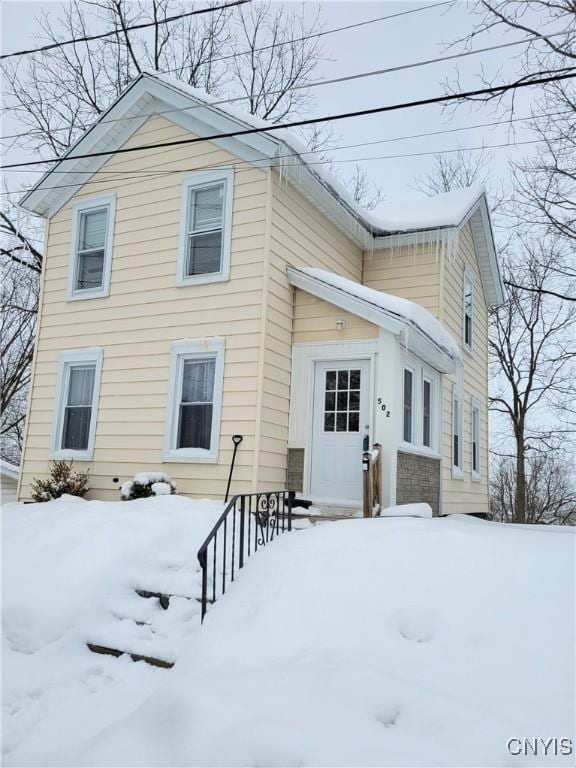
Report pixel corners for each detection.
[309,359,371,504]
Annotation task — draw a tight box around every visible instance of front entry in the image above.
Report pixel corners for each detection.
[309,359,371,504]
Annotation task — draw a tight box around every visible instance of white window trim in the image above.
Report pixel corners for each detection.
[462,268,474,353]
[177,169,234,286]
[452,385,463,479]
[50,348,103,460]
[164,337,225,463]
[471,397,481,481]
[400,354,441,453]
[67,194,116,300]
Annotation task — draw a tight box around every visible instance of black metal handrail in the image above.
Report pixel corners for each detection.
[197,490,293,622]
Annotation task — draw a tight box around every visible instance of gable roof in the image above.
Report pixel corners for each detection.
[19,71,504,305]
[287,266,460,374]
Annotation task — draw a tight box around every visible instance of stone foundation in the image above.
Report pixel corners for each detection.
[287,448,305,492]
[396,451,441,516]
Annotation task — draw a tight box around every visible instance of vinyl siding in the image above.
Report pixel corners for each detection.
[293,290,379,344]
[440,223,490,515]
[254,173,364,490]
[362,241,441,316]
[19,114,268,500]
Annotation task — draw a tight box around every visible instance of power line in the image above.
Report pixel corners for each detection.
[0,0,252,61]
[3,30,566,144]
[5,69,575,171]
[3,109,567,177]
[0,1,453,64]
[0,136,551,199]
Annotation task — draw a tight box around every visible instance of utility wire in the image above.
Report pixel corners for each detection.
[3,109,565,177]
[0,1,452,63]
[0,0,252,60]
[5,69,575,171]
[0,136,552,198]
[2,30,567,143]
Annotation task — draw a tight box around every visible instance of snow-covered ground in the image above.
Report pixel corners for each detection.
[3,498,574,766]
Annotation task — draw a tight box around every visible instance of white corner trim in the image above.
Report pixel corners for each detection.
[164,337,225,463]
[67,193,116,301]
[176,168,234,286]
[50,348,103,461]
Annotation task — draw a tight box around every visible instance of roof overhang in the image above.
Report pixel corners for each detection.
[287,266,459,374]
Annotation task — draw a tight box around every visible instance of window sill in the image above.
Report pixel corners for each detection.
[67,288,110,301]
[163,450,218,464]
[177,271,229,287]
[452,467,464,480]
[471,471,481,483]
[462,344,473,357]
[49,448,94,461]
[398,443,441,461]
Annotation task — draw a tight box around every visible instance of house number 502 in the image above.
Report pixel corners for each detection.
[377,398,391,417]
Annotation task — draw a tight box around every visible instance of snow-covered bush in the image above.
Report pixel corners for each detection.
[121,472,177,501]
[30,460,90,502]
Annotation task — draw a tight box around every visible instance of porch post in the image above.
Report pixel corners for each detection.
[375,329,402,509]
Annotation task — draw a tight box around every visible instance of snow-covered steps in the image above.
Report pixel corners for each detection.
[86,578,203,669]
[86,643,174,669]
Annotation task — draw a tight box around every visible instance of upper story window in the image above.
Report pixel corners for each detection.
[463,270,474,351]
[402,357,439,452]
[164,337,225,463]
[51,348,103,460]
[69,195,116,300]
[177,170,234,286]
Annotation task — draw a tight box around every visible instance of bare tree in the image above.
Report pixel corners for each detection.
[491,453,576,525]
[412,146,492,196]
[1,0,327,462]
[2,0,324,157]
[346,164,385,211]
[0,204,43,462]
[447,2,576,263]
[489,242,575,523]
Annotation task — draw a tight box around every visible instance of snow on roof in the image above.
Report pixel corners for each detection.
[365,186,486,234]
[295,268,461,362]
[150,73,484,237]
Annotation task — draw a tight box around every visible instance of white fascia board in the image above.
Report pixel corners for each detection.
[287,266,404,336]
[19,74,276,219]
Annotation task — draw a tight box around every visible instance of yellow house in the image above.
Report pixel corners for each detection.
[18,72,503,515]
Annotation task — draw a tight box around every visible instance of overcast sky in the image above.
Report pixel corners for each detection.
[1,0,549,206]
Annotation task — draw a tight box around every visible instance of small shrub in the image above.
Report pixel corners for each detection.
[121,472,177,501]
[31,460,90,502]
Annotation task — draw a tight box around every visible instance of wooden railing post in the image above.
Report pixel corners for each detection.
[362,451,371,518]
[373,443,382,515]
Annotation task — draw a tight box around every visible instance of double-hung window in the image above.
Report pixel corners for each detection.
[401,358,439,452]
[69,195,115,299]
[165,338,225,462]
[403,367,414,443]
[452,386,463,476]
[51,349,103,460]
[422,375,433,449]
[463,270,474,351]
[471,399,481,480]
[178,170,233,285]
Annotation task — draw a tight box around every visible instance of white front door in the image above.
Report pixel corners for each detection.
[309,359,371,504]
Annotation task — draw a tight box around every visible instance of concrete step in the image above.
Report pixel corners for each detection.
[87,642,174,669]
